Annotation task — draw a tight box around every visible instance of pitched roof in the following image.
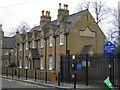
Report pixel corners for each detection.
[19,10,86,41]
[2,36,16,49]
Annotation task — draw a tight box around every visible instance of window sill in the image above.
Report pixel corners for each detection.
[26,48,28,50]
[40,68,44,70]
[48,68,53,70]
[32,47,36,49]
[40,46,44,48]
[59,43,63,46]
[19,66,22,68]
[49,45,53,47]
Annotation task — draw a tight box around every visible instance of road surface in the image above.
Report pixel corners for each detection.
[2,77,56,89]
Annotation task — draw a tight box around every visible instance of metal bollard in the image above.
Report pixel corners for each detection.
[26,69,27,80]
[35,70,36,82]
[45,71,47,83]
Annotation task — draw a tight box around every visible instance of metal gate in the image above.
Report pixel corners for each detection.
[60,52,120,87]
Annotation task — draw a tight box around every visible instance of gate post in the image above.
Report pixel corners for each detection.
[26,69,27,80]
[45,71,47,84]
[86,54,88,86]
[60,55,63,82]
[66,50,70,83]
[109,53,112,83]
[58,72,60,86]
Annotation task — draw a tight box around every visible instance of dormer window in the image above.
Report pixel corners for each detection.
[20,43,22,50]
[32,40,35,48]
[49,36,53,47]
[41,38,44,48]
[59,33,64,45]
[26,42,28,50]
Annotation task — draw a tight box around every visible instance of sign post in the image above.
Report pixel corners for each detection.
[104,41,116,86]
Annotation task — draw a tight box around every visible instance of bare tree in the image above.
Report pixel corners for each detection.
[92,0,110,24]
[75,0,110,24]
[76,2,90,11]
[17,22,30,33]
[108,8,120,47]
[10,22,30,36]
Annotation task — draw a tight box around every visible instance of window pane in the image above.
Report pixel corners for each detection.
[60,34,64,45]
[50,36,53,46]
[49,56,53,70]
[32,40,35,48]
[40,57,44,69]
[41,39,44,47]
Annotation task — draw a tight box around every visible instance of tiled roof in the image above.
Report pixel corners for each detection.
[18,10,87,42]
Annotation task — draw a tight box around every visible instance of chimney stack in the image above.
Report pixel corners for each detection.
[40,10,51,28]
[57,3,69,21]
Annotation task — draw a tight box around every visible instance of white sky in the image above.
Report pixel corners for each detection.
[0,0,119,36]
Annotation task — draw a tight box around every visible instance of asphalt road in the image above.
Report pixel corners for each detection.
[2,77,56,89]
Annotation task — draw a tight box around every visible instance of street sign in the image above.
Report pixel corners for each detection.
[104,41,116,53]
[76,63,82,69]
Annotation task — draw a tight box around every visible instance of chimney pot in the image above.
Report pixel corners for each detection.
[46,11,48,16]
[48,11,50,16]
[42,10,44,16]
[66,5,68,10]
[59,3,61,9]
[64,4,66,9]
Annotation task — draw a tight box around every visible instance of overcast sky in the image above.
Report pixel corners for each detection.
[0,0,119,36]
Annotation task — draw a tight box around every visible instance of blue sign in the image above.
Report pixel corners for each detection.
[104,41,116,53]
[76,63,82,69]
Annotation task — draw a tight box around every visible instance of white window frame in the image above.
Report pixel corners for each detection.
[26,42,28,50]
[19,58,22,68]
[49,36,53,47]
[49,56,53,70]
[25,58,28,69]
[20,43,22,51]
[59,33,64,45]
[41,38,44,48]
[32,40,35,48]
[40,57,44,69]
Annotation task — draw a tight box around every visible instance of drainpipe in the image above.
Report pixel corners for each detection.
[23,43,24,68]
[45,38,47,70]
[54,36,56,69]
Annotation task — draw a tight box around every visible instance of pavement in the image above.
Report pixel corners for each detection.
[1,74,108,90]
